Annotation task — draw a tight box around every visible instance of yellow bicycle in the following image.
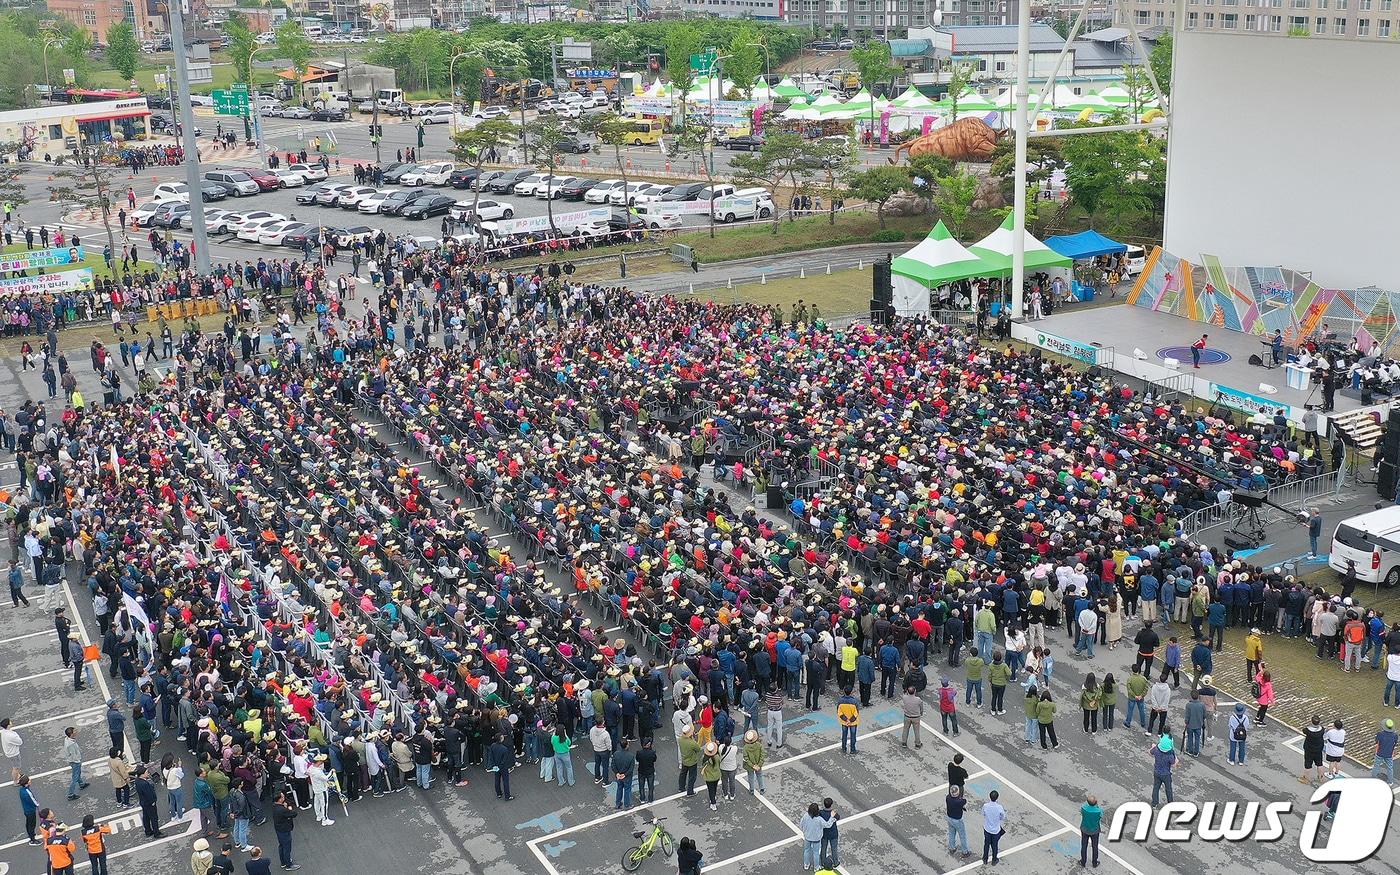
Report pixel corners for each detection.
[621,817,674,872]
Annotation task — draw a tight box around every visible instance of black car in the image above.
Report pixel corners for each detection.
[660,182,707,202]
[147,94,171,109]
[476,170,510,191]
[558,137,591,154]
[722,135,764,151]
[605,208,645,233]
[199,182,228,202]
[401,194,456,219]
[279,223,315,248]
[487,169,533,193]
[559,178,600,200]
[809,39,837,50]
[447,167,481,189]
[310,108,347,122]
[295,183,329,205]
[379,189,437,216]
[383,163,421,184]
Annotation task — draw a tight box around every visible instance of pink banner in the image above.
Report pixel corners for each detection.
[922,115,936,136]
[753,104,765,137]
[879,111,890,147]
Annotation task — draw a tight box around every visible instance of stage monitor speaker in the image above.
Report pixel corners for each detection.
[1224,533,1259,551]
[869,298,888,325]
[766,485,784,509]
[873,261,893,304]
[1231,489,1267,508]
[1248,354,1264,366]
[1379,460,1398,499]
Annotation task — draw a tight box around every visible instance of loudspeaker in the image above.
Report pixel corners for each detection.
[1231,489,1267,508]
[873,261,892,304]
[1248,354,1264,367]
[869,298,888,325]
[766,485,784,509]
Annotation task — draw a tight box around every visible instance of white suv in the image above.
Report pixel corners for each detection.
[400,162,455,185]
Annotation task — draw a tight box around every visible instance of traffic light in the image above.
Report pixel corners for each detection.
[368,123,384,137]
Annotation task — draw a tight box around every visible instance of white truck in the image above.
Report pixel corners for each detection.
[711,188,775,223]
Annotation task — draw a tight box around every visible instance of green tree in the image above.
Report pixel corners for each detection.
[932,169,980,240]
[666,123,720,237]
[1120,65,1155,119]
[850,41,900,140]
[448,119,517,221]
[944,61,977,121]
[989,137,1062,198]
[0,141,28,214]
[584,110,639,230]
[48,145,119,266]
[725,26,762,98]
[226,12,257,86]
[527,114,569,233]
[104,22,138,81]
[905,152,955,213]
[730,131,817,234]
[1059,124,1164,228]
[809,136,858,225]
[664,30,701,127]
[407,28,440,91]
[847,165,908,228]
[1149,32,1173,96]
[596,31,640,70]
[276,21,313,102]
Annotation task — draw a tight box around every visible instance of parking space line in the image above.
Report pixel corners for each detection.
[14,705,105,730]
[0,757,106,790]
[0,667,69,686]
[919,722,1147,875]
[0,629,57,644]
[940,825,1075,875]
[61,580,128,751]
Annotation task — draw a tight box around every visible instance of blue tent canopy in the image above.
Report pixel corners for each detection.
[1043,229,1128,260]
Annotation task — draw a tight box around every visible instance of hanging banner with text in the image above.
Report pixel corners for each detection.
[1212,383,1285,418]
[490,208,610,236]
[0,267,95,297]
[0,246,85,273]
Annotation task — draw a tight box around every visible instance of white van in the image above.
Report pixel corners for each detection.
[712,188,775,223]
[634,204,681,230]
[1124,244,1147,276]
[1329,505,1400,587]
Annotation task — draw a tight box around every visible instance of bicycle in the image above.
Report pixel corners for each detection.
[621,817,674,872]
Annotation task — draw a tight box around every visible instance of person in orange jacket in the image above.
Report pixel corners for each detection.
[81,814,111,875]
[45,822,77,875]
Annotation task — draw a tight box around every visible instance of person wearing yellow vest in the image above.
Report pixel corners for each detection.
[244,709,264,743]
[839,643,859,690]
[837,689,860,755]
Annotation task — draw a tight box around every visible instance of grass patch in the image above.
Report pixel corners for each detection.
[677,213,931,264]
[693,270,870,318]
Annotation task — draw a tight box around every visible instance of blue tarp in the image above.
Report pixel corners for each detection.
[1044,229,1128,260]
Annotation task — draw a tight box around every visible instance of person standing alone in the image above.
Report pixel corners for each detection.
[981,790,1006,865]
[1191,333,1209,369]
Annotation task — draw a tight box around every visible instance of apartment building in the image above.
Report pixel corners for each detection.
[1116,0,1397,38]
[48,0,127,42]
[784,0,944,33]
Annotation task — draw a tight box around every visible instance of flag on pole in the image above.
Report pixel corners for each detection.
[110,445,121,484]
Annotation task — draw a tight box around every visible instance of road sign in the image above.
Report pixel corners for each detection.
[690,49,718,75]
[211,88,249,117]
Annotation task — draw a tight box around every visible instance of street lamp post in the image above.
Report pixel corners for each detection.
[248,46,273,164]
[41,32,61,106]
[448,51,475,139]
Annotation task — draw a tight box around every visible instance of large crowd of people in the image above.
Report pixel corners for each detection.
[1,235,1392,875]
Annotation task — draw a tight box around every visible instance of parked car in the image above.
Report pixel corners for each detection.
[334,226,375,246]
[400,162,455,186]
[633,204,681,231]
[222,210,285,233]
[356,189,402,214]
[256,220,306,245]
[151,182,189,202]
[377,189,433,216]
[447,167,481,189]
[356,99,377,113]
[449,199,514,222]
[837,38,855,49]
[512,173,550,197]
[401,194,456,219]
[295,183,330,205]
[472,106,512,120]
[538,175,579,199]
[246,169,282,192]
[205,210,245,235]
[557,136,591,154]
[314,184,358,206]
[198,183,228,202]
[584,179,624,204]
[559,178,601,200]
[414,100,454,116]
[236,216,287,242]
[149,201,190,228]
[721,135,764,151]
[383,163,421,184]
[280,224,320,248]
[310,107,347,122]
[288,163,328,181]
[271,169,308,187]
[609,182,666,206]
[487,169,533,193]
[629,184,673,205]
[281,106,313,119]
[604,209,646,232]
[335,186,381,209]
[206,169,259,196]
[661,182,708,202]
[475,170,511,191]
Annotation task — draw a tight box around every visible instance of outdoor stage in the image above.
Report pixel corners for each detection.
[1022,302,1371,418]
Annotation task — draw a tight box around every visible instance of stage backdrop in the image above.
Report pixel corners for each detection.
[1128,246,1400,355]
[1163,32,1400,293]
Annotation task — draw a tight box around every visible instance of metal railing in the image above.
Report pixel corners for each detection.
[1177,469,1338,538]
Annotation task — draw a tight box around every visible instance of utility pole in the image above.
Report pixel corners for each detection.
[169,0,210,273]
[371,78,382,164]
[1010,0,1029,318]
